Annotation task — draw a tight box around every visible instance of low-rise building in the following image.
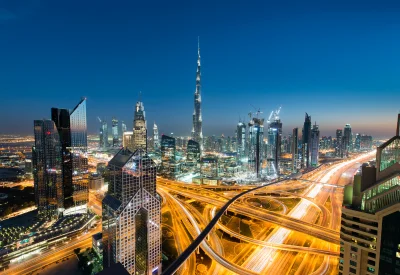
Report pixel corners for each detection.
[89,173,104,191]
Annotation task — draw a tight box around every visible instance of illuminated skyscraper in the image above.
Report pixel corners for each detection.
[133,101,147,152]
[99,119,109,149]
[302,113,312,168]
[187,139,200,165]
[310,122,320,167]
[102,148,161,275]
[121,121,127,135]
[191,38,203,152]
[292,128,299,173]
[123,131,134,151]
[33,120,63,220]
[112,117,119,147]
[153,123,160,151]
[266,108,282,175]
[52,98,88,215]
[161,135,177,179]
[340,114,400,275]
[248,116,264,178]
[354,133,361,151]
[336,129,343,157]
[236,121,246,161]
[343,123,352,157]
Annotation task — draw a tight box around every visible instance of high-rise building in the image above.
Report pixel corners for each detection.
[248,116,264,178]
[187,139,200,165]
[153,123,160,151]
[236,121,246,161]
[51,98,88,215]
[99,119,109,149]
[360,135,373,150]
[267,108,282,175]
[133,101,147,152]
[354,133,361,151]
[123,131,134,151]
[336,129,343,158]
[121,121,127,136]
[102,148,161,275]
[310,122,320,167]
[339,114,400,275]
[160,135,177,179]
[112,117,119,147]
[302,113,312,168]
[33,120,63,220]
[343,124,352,157]
[291,128,299,173]
[191,38,203,152]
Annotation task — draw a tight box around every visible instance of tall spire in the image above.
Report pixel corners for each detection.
[192,37,203,152]
[396,111,400,136]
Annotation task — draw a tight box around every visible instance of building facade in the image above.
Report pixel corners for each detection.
[344,124,352,157]
[191,39,203,152]
[336,129,343,158]
[153,123,160,151]
[292,128,299,173]
[248,117,264,178]
[33,119,64,220]
[160,135,177,179]
[340,115,400,275]
[102,148,161,275]
[133,101,147,152]
[112,117,119,147]
[236,121,247,161]
[310,122,320,167]
[302,113,312,168]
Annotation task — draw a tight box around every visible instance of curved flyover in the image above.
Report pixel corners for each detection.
[162,179,283,275]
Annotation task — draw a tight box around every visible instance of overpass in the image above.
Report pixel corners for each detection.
[161,179,283,275]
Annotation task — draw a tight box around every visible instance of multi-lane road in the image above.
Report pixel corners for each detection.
[4,151,375,275]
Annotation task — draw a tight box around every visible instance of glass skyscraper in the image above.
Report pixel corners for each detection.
[112,117,119,147]
[33,120,64,220]
[133,101,147,152]
[102,148,161,275]
[302,113,312,168]
[161,135,177,179]
[51,98,88,215]
[310,122,320,167]
[248,117,264,178]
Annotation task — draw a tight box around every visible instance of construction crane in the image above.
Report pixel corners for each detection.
[267,106,282,125]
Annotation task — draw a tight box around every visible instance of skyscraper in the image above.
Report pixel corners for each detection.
[51,98,88,215]
[267,108,282,175]
[123,131,134,151]
[99,119,109,149]
[354,133,361,151]
[121,121,127,135]
[133,101,147,152]
[302,113,312,168]
[339,114,400,275]
[187,139,200,165]
[291,128,299,173]
[102,148,161,275]
[248,115,264,178]
[161,135,177,179]
[33,120,63,220]
[336,129,343,157]
[310,122,320,167]
[112,117,119,147]
[236,121,246,161]
[153,123,160,151]
[343,123,352,157]
[191,38,203,152]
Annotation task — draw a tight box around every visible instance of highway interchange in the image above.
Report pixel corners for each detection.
[3,151,375,275]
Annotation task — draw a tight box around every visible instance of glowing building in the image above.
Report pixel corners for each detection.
[161,135,177,179]
[310,122,320,167]
[33,119,63,220]
[302,113,312,168]
[191,38,203,152]
[236,121,246,161]
[292,127,299,173]
[153,123,160,151]
[99,119,109,149]
[187,139,200,165]
[248,116,264,178]
[266,107,282,175]
[133,101,147,152]
[344,123,352,157]
[51,98,88,215]
[340,114,400,275]
[102,148,161,275]
[112,117,119,147]
[336,129,343,158]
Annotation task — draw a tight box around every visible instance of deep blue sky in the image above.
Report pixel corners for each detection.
[1,0,400,138]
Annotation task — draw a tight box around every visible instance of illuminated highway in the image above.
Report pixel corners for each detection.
[4,151,375,275]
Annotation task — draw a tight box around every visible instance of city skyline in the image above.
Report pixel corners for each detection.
[2,1,400,138]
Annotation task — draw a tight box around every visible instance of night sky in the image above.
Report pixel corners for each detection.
[1,0,400,138]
